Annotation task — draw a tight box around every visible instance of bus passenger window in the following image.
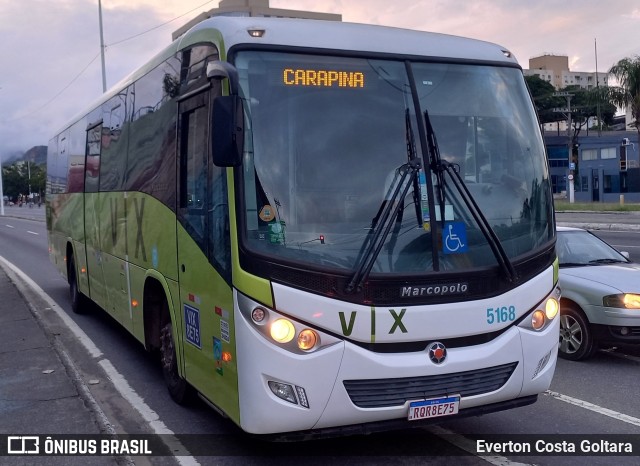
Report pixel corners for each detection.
[85,123,102,193]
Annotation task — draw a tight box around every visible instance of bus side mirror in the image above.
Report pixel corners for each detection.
[207,60,244,167]
[212,95,244,167]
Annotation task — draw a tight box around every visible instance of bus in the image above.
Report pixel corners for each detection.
[46,16,560,438]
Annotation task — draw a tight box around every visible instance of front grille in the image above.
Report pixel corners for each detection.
[343,362,518,408]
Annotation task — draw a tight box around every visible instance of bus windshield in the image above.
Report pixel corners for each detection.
[235,51,552,275]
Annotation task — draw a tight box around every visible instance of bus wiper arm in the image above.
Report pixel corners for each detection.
[439,160,518,283]
[423,109,516,283]
[345,158,422,294]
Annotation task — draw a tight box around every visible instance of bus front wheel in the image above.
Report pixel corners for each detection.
[160,321,193,404]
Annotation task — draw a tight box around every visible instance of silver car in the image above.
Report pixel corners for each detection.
[557,226,640,361]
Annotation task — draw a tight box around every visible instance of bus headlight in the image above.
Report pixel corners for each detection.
[251,306,268,324]
[545,297,559,319]
[270,319,295,343]
[531,310,546,330]
[297,329,319,351]
[238,292,341,354]
[518,286,560,332]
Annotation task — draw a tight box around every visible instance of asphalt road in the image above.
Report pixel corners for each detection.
[2,209,640,465]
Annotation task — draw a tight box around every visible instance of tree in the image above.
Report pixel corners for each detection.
[562,85,617,136]
[608,55,640,138]
[525,75,564,124]
[1,162,45,202]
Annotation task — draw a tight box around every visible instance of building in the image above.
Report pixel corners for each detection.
[172,0,341,40]
[546,131,640,201]
[525,54,609,133]
[525,54,608,90]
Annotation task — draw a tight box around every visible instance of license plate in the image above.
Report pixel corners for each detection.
[408,395,460,421]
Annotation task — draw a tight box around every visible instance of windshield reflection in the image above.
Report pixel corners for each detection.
[235,51,553,276]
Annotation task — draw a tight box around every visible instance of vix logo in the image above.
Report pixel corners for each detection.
[338,308,408,341]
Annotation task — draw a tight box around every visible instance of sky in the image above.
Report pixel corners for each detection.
[0,0,639,160]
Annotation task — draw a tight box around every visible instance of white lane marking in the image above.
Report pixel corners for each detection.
[427,425,532,466]
[5,224,14,228]
[0,256,200,466]
[430,388,640,464]
[545,390,640,427]
[99,359,199,465]
[27,230,38,235]
[0,256,103,358]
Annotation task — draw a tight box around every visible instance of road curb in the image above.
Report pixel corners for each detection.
[557,222,640,231]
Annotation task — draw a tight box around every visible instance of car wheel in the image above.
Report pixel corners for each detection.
[559,305,595,361]
[160,320,194,404]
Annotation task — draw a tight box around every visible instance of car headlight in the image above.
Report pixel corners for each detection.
[603,294,640,309]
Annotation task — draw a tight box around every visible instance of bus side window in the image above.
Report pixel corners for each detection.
[85,123,102,193]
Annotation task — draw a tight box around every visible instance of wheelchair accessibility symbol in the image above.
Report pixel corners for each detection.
[443,222,468,254]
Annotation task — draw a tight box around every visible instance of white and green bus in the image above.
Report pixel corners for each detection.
[47,16,560,438]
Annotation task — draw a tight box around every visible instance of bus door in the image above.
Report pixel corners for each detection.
[84,122,109,310]
[176,89,218,392]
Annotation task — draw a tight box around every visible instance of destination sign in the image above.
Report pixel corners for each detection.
[283,68,365,88]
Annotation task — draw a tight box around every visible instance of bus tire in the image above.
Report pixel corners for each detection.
[160,320,194,404]
[69,255,89,314]
[558,305,595,361]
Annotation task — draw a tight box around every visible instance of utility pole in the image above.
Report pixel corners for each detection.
[98,0,107,92]
[553,91,575,203]
[0,152,4,216]
[595,38,602,137]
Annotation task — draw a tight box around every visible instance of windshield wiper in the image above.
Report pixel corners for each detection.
[423,108,517,283]
[345,158,422,294]
[560,262,592,267]
[588,258,627,264]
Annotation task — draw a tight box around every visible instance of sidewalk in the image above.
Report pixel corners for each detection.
[0,266,118,465]
[555,210,640,231]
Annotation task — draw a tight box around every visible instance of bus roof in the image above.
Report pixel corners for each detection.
[181,16,520,66]
[53,16,520,137]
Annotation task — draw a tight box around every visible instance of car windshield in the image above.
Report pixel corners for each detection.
[235,51,553,274]
[557,230,629,266]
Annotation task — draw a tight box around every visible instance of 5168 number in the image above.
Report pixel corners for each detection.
[486,306,516,324]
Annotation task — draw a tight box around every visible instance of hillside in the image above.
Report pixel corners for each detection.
[1,145,47,166]
[23,145,48,165]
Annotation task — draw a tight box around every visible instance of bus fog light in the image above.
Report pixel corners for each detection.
[545,298,559,319]
[531,310,546,330]
[251,307,267,323]
[297,329,318,351]
[270,318,295,343]
[268,381,297,404]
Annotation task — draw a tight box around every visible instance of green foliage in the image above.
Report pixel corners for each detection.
[525,76,617,130]
[525,75,564,124]
[1,162,46,202]
[608,55,640,135]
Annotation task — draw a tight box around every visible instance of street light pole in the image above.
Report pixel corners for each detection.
[98,0,107,93]
[0,152,4,216]
[595,38,602,137]
[28,160,31,200]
